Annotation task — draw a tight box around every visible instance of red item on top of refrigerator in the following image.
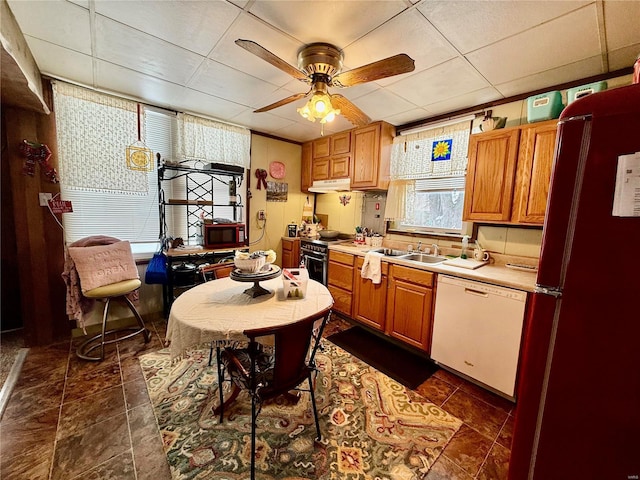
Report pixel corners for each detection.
[509,84,640,479]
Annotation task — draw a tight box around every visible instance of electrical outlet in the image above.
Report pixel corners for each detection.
[38,192,52,206]
[257,210,266,220]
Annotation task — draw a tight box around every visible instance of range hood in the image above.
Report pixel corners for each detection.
[308,178,352,193]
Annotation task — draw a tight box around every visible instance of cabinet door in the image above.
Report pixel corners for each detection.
[301,141,312,192]
[281,238,299,268]
[331,131,352,155]
[330,154,351,179]
[512,121,558,224]
[351,123,381,188]
[312,158,330,181]
[386,266,434,352]
[313,136,330,158]
[353,271,387,331]
[463,128,521,222]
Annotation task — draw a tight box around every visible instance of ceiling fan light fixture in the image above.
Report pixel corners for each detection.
[297,89,340,124]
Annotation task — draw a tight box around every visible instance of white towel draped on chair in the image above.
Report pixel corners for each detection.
[361,251,383,284]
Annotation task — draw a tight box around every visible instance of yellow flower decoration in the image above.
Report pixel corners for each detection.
[432,140,451,160]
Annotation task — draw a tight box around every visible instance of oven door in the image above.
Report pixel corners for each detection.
[302,250,326,286]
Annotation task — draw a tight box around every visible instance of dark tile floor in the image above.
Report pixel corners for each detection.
[0,317,513,479]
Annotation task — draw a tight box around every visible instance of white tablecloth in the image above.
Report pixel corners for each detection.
[166,276,333,359]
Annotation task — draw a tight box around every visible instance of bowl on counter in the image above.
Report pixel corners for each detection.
[319,230,340,239]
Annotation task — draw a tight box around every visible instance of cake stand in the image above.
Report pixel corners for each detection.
[230,265,282,297]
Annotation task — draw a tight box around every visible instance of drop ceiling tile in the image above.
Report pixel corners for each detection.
[7,0,91,54]
[495,56,604,97]
[246,0,407,47]
[417,1,590,54]
[94,0,242,56]
[342,8,457,77]
[425,87,504,116]
[208,14,306,87]
[349,88,418,120]
[173,90,247,122]
[94,15,204,85]
[467,4,601,85]
[604,1,640,51]
[383,107,434,127]
[188,58,280,106]
[386,57,490,107]
[24,37,94,87]
[608,43,640,71]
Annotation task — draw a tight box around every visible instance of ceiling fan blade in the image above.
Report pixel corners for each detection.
[331,53,415,88]
[330,95,371,127]
[235,39,309,82]
[254,92,309,113]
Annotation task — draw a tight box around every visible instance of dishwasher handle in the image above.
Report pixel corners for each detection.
[464,287,489,297]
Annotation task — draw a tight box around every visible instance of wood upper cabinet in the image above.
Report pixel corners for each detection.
[463,127,521,222]
[353,256,389,332]
[351,121,395,190]
[327,250,355,317]
[281,237,300,269]
[301,141,312,193]
[463,120,558,225]
[385,265,435,352]
[311,131,352,181]
[511,121,558,224]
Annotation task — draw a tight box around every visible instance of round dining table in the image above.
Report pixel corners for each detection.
[165,274,334,359]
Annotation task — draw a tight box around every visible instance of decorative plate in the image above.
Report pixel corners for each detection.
[269,161,286,179]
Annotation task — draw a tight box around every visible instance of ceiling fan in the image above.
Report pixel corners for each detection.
[236,39,415,127]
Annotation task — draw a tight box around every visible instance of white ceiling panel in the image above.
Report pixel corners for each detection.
[246,0,407,47]
[94,0,242,56]
[343,8,457,77]
[7,0,92,54]
[495,56,605,98]
[6,0,640,142]
[467,5,601,85]
[25,36,94,87]
[387,57,491,107]
[417,1,590,54]
[95,16,204,85]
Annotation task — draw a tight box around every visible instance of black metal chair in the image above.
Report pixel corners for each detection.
[216,307,331,480]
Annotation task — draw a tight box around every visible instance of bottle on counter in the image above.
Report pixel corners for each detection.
[461,235,470,259]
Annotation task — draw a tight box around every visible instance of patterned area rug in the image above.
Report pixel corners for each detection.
[140,341,462,479]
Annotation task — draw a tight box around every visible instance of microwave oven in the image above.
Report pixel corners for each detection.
[203,223,246,249]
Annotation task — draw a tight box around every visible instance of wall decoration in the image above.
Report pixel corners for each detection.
[339,194,351,206]
[269,161,286,179]
[266,181,288,202]
[19,139,59,183]
[431,138,452,162]
[255,169,268,189]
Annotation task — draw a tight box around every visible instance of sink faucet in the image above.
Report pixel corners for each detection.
[416,241,422,252]
[431,244,440,256]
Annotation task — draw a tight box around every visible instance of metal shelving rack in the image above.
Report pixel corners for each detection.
[156,153,247,314]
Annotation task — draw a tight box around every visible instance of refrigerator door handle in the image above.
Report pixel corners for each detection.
[534,284,563,298]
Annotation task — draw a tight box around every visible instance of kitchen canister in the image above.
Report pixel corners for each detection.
[527,91,564,123]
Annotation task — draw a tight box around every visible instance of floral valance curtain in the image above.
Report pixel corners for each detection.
[177,113,250,168]
[53,82,148,195]
[390,120,471,180]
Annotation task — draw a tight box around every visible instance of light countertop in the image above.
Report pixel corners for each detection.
[329,243,538,292]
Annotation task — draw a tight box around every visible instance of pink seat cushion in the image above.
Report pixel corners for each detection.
[68,241,139,294]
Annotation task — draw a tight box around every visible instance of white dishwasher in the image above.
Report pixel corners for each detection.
[431,275,527,398]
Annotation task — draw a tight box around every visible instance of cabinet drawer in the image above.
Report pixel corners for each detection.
[355,256,389,276]
[328,261,354,291]
[328,285,352,317]
[390,264,434,286]
[329,250,355,266]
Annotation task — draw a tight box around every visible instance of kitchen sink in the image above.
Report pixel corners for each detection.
[399,253,448,264]
[370,248,407,256]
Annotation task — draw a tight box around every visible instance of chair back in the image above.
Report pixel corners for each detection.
[244,307,330,398]
[200,262,234,282]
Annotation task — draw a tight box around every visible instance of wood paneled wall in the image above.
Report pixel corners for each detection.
[1,93,70,345]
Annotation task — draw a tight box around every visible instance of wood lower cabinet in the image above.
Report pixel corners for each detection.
[327,250,355,317]
[353,256,389,331]
[385,264,435,353]
[281,237,300,268]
